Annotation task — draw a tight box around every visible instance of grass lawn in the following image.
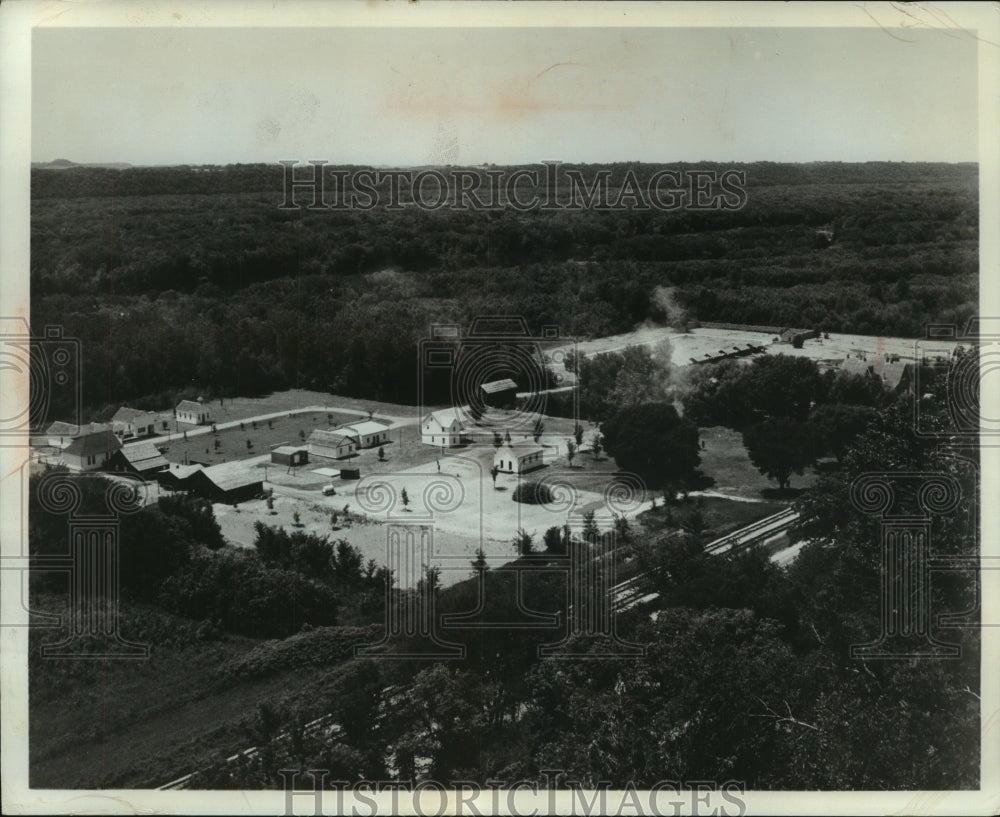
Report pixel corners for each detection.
[637,495,787,541]
[161,409,366,466]
[695,425,819,499]
[177,389,422,425]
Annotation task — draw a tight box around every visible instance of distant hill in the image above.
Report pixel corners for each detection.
[32,159,134,170]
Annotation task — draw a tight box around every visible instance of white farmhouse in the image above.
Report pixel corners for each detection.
[421,408,467,448]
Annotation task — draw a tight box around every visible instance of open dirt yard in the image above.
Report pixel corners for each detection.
[213,421,648,589]
[548,325,959,371]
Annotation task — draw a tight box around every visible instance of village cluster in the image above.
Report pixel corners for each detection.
[31,375,560,514]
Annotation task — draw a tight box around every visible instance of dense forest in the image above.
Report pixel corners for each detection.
[30,161,977,422]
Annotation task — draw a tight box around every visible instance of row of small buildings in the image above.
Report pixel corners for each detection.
[45,398,216,452]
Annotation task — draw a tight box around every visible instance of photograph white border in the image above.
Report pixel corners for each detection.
[2,2,998,814]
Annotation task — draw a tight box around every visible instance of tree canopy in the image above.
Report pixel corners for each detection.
[601,402,700,491]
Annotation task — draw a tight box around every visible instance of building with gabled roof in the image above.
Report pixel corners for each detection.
[481,378,518,409]
[779,327,819,345]
[871,358,914,393]
[185,461,263,504]
[338,420,390,448]
[271,445,309,467]
[112,406,160,440]
[493,441,545,474]
[176,399,212,425]
[308,429,358,460]
[421,407,468,447]
[44,421,113,450]
[107,441,169,477]
[61,429,122,472]
[156,463,204,491]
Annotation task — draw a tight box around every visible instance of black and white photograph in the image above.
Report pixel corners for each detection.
[1,1,998,814]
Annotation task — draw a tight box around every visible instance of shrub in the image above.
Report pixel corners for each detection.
[218,625,382,680]
[512,481,554,505]
[158,548,339,638]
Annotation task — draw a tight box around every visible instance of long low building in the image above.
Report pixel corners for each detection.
[308,429,357,460]
[107,441,169,478]
[184,461,264,504]
[112,406,161,441]
[494,441,545,474]
[338,420,390,448]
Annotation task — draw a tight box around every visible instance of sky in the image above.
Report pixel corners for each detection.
[31,25,979,166]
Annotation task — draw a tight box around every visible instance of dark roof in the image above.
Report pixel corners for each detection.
[63,429,122,457]
[874,360,912,390]
[118,441,168,471]
[197,462,263,492]
[481,378,518,393]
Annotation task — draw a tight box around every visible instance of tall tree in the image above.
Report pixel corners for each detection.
[601,402,700,495]
[742,419,816,490]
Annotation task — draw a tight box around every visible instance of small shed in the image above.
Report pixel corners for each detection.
[271,446,309,467]
[494,442,545,474]
[481,379,518,409]
[339,467,361,480]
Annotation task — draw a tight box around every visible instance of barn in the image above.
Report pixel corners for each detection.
[481,379,518,409]
[780,328,819,346]
[107,441,169,478]
[185,461,263,504]
[155,463,204,491]
[271,446,309,467]
[493,441,545,474]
